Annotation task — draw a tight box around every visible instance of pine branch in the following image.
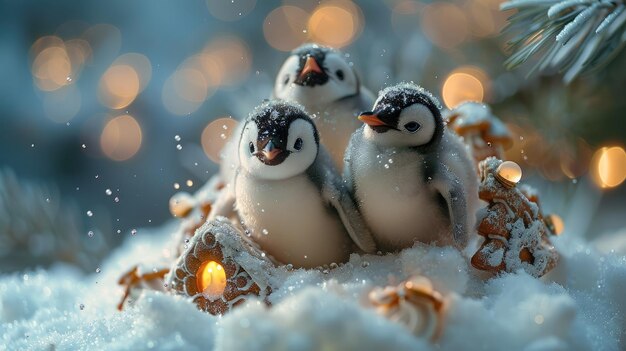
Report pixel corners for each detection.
[0,169,109,272]
[501,0,626,83]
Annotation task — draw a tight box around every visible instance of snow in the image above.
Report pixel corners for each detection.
[1,218,625,351]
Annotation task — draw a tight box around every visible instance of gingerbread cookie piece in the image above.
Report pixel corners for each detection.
[167,217,274,315]
[471,158,560,278]
[445,102,513,167]
[368,276,446,341]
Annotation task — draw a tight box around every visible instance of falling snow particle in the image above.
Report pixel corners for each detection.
[105,189,112,196]
[86,211,93,217]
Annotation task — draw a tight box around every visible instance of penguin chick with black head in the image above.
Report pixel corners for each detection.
[344,83,479,251]
[273,43,375,169]
[210,100,376,268]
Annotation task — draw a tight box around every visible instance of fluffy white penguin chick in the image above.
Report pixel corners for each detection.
[273,43,375,169]
[344,83,479,251]
[210,100,376,268]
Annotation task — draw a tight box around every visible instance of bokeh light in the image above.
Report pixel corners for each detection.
[421,2,468,49]
[162,68,211,116]
[263,6,309,51]
[98,53,151,110]
[98,65,140,109]
[442,66,489,108]
[203,36,251,86]
[202,117,239,163]
[308,1,363,48]
[591,146,626,189]
[207,0,256,21]
[100,115,143,161]
[31,43,73,91]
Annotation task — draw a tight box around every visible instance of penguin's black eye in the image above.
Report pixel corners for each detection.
[248,142,255,154]
[283,75,290,85]
[294,138,303,151]
[336,70,344,80]
[404,122,421,133]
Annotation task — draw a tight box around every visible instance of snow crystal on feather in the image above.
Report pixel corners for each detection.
[374,82,442,110]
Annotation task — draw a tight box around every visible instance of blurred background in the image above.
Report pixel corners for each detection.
[1,0,624,272]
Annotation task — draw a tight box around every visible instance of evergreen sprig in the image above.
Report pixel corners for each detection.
[501,0,626,82]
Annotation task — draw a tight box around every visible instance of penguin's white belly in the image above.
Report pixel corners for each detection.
[235,173,351,268]
[354,150,450,251]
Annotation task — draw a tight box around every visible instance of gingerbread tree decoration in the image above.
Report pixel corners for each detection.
[445,102,513,167]
[471,157,560,278]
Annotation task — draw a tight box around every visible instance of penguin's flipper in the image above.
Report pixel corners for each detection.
[342,128,362,194]
[430,168,469,247]
[323,181,377,254]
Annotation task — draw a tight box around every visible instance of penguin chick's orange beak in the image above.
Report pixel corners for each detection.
[358,113,387,127]
[299,56,323,79]
[262,148,283,161]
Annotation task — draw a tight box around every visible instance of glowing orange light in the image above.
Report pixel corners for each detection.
[201,117,239,163]
[100,115,143,161]
[98,64,140,109]
[442,71,484,109]
[263,6,310,52]
[196,260,227,299]
[308,1,363,48]
[591,146,626,189]
[32,46,72,91]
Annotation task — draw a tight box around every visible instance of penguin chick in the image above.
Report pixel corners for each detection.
[273,43,375,169]
[344,83,479,251]
[211,100,376,268]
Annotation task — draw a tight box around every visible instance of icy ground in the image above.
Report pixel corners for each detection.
[1,220,625,351]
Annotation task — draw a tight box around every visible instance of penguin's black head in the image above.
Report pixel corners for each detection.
[358,83,444,152]
[239,100,319,180]
[273,43,360,107]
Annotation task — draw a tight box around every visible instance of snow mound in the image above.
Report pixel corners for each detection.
[1,225,625,350]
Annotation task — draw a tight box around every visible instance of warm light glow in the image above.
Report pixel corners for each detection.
[465,0,496,37]
[100,115,143,161]
[207,0,256,21]
[548,214,564,235]
[32,45,72,91]
[169,192,195,218]
[201,117,239,163]
[591,146,626,189]
[442,70,485,109]
[308,1,363,48]
[203,36,251,86]
[98,64,140,109]
[496,161,522,184]
[263,6,310,51]
[162,68,210,116]
[421,2,468,49]
[196,260,227,299]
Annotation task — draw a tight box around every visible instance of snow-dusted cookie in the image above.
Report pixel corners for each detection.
[273,43,375,169]
[344,83,479,251]
[211,100,376,268]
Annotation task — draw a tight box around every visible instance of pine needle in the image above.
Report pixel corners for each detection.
[501,0,626,82]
